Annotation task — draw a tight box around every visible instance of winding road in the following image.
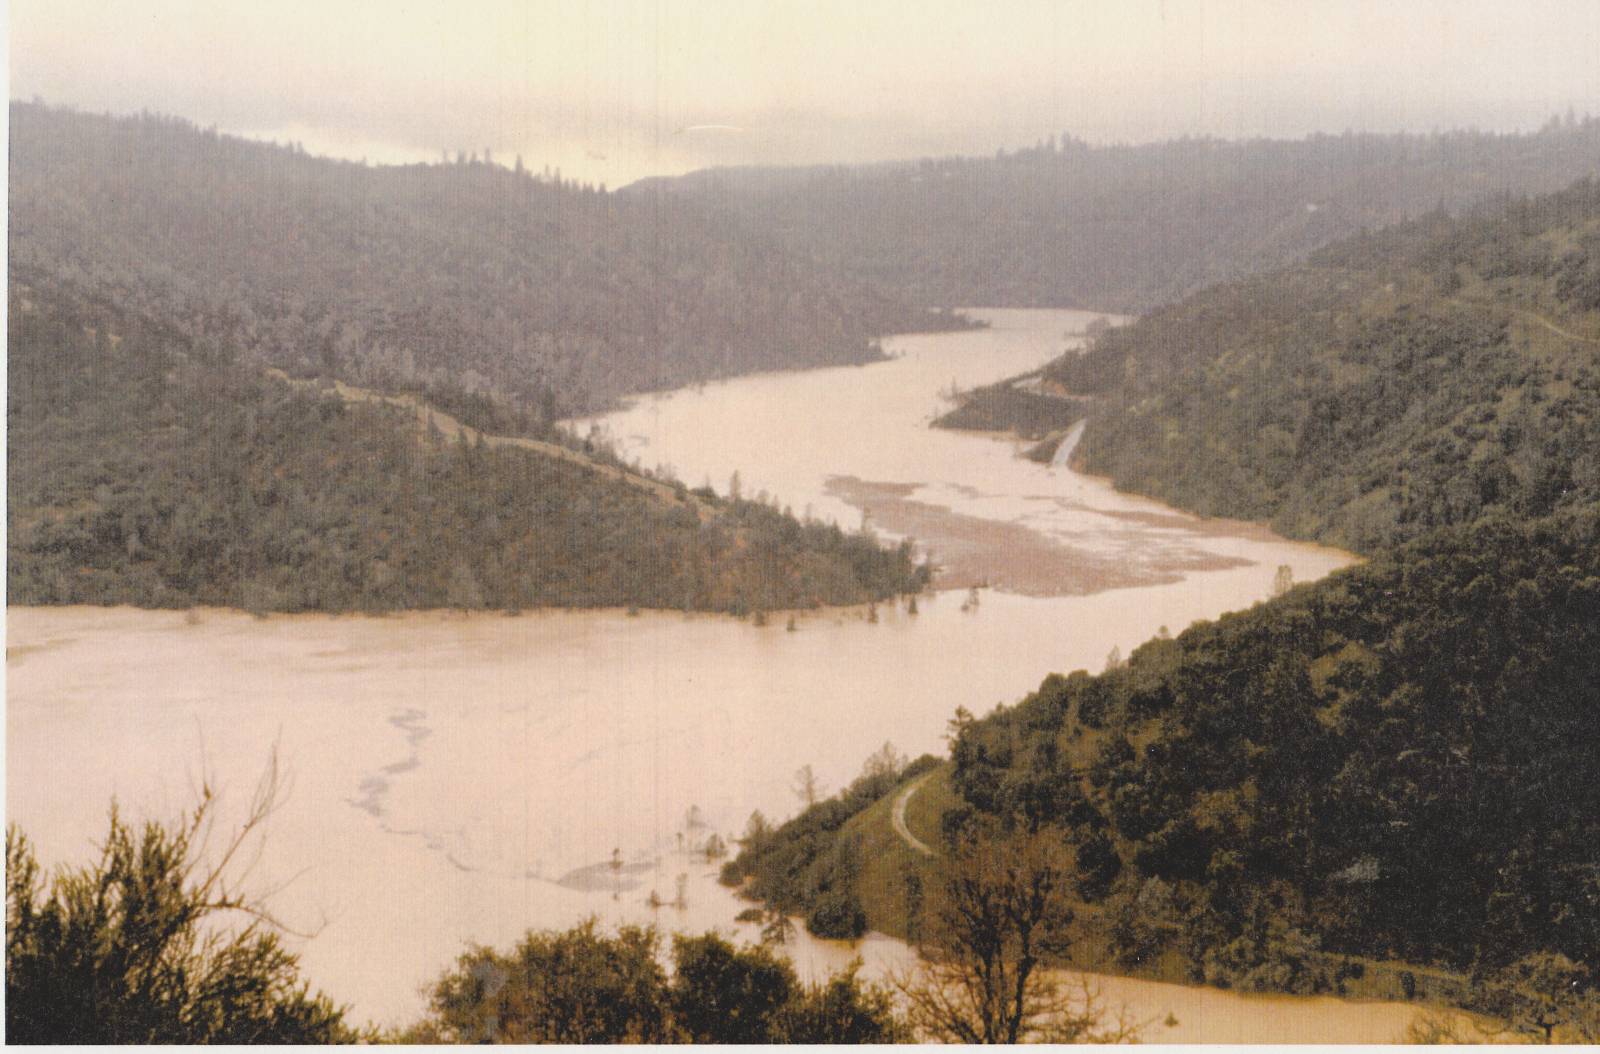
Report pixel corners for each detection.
[891,771,937,856]
[1448,297,1600,347]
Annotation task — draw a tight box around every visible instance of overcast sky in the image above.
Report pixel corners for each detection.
[11,0,1600,187]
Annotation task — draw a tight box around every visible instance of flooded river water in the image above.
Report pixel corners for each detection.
[7,309,1446,1039]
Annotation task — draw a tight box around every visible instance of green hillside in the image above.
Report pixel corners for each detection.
[1054,180,1600,553]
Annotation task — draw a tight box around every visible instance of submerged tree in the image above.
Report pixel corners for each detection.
[741,810,773,850]
[759,905,797,947]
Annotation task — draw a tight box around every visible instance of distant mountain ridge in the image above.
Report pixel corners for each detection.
[9,101,967,421]
[631,119,1600,312]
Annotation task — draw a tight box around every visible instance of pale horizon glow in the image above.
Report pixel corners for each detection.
[10,0,1600,186]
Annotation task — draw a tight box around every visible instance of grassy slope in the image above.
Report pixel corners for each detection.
[842,764,954,939]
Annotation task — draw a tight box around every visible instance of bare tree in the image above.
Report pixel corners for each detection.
[793,765,824,808]
[892,823,1141,1044]
[1273,563,1295,598]
[859,741,907,783]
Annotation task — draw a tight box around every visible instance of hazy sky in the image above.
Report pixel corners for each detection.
[11,0,1600,186]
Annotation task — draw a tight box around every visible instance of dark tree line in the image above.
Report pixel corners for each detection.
[402,922,905,1043]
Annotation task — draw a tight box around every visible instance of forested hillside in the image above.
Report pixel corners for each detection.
[636,118,1600,313]
[1052,179,1600,552]
[944,510,1598,978]
[9,102,966,420]
[728,510,1600,1006]
[7,287,927,614]
[724,184,1600,1026]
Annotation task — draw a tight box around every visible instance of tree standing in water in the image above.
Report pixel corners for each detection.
[759,905,796,947]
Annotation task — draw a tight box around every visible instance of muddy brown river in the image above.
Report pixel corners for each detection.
[9,309,1461,1038]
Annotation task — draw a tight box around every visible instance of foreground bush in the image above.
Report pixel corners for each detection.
[5,766,356,1043]
[404,924,904,1043]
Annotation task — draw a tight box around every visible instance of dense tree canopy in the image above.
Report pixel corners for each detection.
[11,102,968,422]
[728,510,1600,1016]
[952,510,1600,977]
[725,186,1600,1018]
[7,288,928,614]
[1051,179,1600,552]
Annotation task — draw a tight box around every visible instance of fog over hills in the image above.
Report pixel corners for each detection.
[634,119,1600,312]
